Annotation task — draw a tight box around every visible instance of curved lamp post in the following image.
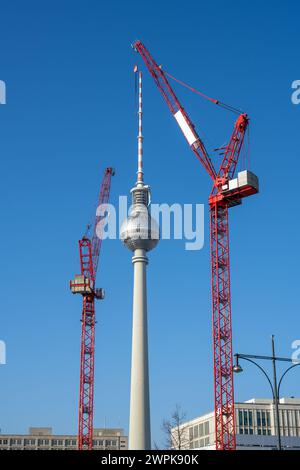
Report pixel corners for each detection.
[233,335,300,451]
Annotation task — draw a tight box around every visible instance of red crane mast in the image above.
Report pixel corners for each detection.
[133,41,258,450]
[70,166,115,450]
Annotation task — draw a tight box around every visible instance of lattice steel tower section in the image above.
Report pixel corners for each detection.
[70,167,114,450]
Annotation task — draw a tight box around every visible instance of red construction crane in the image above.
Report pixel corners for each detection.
[133,41,259,450]
[70,167,115,450]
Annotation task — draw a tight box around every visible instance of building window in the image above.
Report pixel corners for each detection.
[249,429,253,435]
[193,425,199,439]
[257,411,261,427]
[199,423,204,437]
[258,429,261,435]
[244,428,248,435]
[189,428,193,440]
[204,421,209,436]
[243,411,248,426]
[262,411,266,427]
[205,437,209,446]
[52,440,58,446]
[239,428,244,434]
[93,439,107,447]
[267,411,271,427]
[262,429,266,435]
[72,440,77,446]
[267,430,271,436]
[239,410,243,426]
[249,411,253,427]
[11,438,23,446]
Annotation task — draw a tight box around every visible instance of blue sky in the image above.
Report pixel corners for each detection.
[0,0,299,446]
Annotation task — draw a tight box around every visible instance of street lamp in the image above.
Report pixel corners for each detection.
[233,335,300,451]
[233,356,243,374]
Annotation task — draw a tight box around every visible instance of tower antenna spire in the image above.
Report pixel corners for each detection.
[136,68,144,185]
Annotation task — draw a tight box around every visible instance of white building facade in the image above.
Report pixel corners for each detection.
[176,398,300,450]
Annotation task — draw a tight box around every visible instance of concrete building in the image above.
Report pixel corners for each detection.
[174,398,300,450]
[0,427,128,450]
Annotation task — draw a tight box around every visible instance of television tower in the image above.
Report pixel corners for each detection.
[120,69,159,450]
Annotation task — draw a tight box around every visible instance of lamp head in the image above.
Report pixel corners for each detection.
[233,360,243,374]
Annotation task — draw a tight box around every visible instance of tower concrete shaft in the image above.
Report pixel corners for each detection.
[129,248,151,449]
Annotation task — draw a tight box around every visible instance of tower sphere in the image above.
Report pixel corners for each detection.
[120,202,159,252]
